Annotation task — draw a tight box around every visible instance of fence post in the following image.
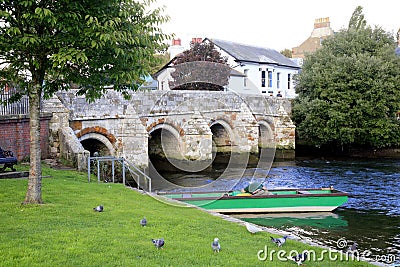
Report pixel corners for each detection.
[97,159,100,183]
[87,156,91,182]
[112,159,115,183]
[122,158,125,185]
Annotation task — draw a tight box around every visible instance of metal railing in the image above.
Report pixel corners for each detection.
[0,93,29,116]
[123,159,152,193]
[0,87,46,116]
[87,156,152,192]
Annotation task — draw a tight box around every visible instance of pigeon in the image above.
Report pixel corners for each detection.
[152,238,164,249]
[347,242,358,253]
[140,217,147,227]
[270,235,288,247]
[244,222,263,234]
[211,238,220,252]
[93,205,103,212]
[289,251,308,266]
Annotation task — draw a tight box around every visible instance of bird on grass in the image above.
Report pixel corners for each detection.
[289,251,308,266]
[152,238,164,249]
[211,238,220,253]
[347,242,358,253]
[270,235,288,247]
[93,205,103,212]
[244,222,263,234]
[140,217,147,227]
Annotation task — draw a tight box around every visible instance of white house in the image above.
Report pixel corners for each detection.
[155,38,301,98]
[206,38,300,98]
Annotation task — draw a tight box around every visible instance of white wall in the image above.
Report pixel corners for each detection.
[227,75,259,94]
[156,68,174,90]
[212,44,299,98]
[232,64,299,98]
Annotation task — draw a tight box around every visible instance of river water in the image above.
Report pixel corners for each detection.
[242,159,400,266]
[153,157,400,266]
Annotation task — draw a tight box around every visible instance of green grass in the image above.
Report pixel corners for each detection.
[0,165,373,267]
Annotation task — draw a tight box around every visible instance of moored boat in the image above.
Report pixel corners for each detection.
[158,188,349,214]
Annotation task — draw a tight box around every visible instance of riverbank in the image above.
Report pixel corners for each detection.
[295,143,400,159]
[0,164,373,266]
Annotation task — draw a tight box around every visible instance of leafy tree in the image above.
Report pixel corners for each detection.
[0,0,170,204]
[280,49,292,58]
[292,6,400,151]
[170,41,230,91]
[150,53,171,75]
[348,5,367,30]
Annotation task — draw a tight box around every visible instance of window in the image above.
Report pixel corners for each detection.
[268,71,272,88]
[277,72,281,89]
[288,74,291,89]
[261,71,266,87]
[244,69,249,88]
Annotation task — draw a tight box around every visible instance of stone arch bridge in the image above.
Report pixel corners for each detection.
[43,90,295,170]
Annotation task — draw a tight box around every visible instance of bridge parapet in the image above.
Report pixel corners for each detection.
[45,89,295,169]
[128,90,291,117]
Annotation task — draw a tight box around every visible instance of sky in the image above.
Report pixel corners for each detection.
[153,0,400,51]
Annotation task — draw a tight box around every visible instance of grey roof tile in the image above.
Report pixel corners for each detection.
[208,38,299,68]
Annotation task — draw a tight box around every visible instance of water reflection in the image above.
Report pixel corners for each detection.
[235,212,348,229]
[155,157,400,265]
[266,159,400,216]
[239,159,400,266]
[238,208,400,265]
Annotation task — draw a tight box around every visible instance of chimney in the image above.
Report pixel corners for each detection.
[314,17,330,29]
[191,37,203,44]
[172,38,181,46]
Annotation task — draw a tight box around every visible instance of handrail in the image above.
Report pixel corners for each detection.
[123,159,152,193]
[87,156,151,192]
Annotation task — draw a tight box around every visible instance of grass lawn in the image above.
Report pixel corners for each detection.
[0,164,373,267]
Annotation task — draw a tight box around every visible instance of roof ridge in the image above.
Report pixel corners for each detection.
[209,38,275,51]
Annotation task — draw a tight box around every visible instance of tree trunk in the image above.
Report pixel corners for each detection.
[24,85,43,204]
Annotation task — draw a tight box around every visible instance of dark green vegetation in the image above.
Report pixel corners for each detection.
[292,6,400,151]
[0,165,373,266]
[169,41,230,91]
[0,0,170,203]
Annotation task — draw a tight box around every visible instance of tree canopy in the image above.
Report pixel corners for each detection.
[291,6,400,150]
[280,49,292,58]
[169,41,230,91]
[0,0,170,203]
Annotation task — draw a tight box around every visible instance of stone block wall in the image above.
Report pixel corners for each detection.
[46,89,296,169]
[59,127,89,171]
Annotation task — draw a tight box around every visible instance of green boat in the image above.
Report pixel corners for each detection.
[158,188,349,214]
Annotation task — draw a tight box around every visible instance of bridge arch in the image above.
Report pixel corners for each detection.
[258,119,275,148]
[148,123,183,160]
[210,119,235,153]
[78,132,115,156]
[76,126,116,143]
[148,123,181,139]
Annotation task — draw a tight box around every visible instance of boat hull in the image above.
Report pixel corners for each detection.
[159,189,349,214]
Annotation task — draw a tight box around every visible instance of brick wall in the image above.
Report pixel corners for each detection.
[0,114,52,161]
